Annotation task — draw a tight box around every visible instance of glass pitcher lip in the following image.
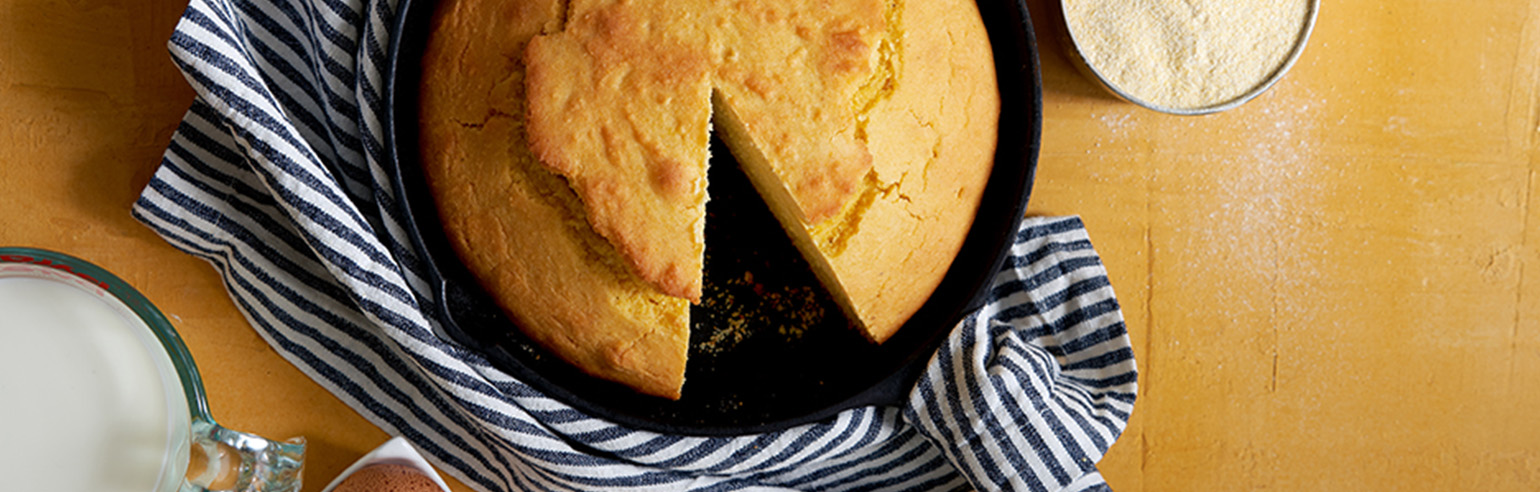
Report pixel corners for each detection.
[0,247,214,424]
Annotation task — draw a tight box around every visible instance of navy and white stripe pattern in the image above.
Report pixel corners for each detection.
[906,219,1135,492]
[132,0,1137,490]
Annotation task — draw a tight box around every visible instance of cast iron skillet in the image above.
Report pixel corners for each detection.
[383,0,1041,436]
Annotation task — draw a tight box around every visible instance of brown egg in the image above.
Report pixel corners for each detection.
[333,464,442,492]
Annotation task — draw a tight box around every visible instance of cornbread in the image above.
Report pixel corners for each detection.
[420,0,998,397]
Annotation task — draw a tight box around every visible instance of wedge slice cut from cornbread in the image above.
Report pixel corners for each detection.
[709,0,999,343]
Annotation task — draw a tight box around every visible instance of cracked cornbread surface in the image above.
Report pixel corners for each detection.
[419,0,997,398]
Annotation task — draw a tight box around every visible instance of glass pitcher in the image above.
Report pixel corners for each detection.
[0,248,305,492]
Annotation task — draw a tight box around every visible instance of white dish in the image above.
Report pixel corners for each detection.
[320,437,451,492]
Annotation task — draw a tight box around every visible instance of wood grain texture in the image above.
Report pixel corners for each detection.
[1032,0,1540,489]
[0,0,1535,490]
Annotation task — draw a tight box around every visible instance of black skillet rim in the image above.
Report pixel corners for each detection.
[382,0,1042,436]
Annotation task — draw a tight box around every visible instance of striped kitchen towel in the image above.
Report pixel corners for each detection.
[132,0,1137,490]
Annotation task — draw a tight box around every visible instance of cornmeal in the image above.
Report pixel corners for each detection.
[1064,0,1310,110]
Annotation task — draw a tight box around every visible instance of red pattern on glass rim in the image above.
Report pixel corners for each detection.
[0,254,110,290]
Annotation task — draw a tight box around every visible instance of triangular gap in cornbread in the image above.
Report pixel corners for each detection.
[524,0,887,306]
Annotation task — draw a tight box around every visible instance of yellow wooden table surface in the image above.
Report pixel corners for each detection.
[0,0,1536,490]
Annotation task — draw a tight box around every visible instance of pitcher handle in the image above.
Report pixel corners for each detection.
[183,420,306,492]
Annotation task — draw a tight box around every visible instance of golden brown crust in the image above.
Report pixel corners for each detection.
[525,0,714,302]
[524,0,886,302]
[420,0,689,399]
[718,0,1000,343]
[708,0,885,223]
[828,0,1000,342]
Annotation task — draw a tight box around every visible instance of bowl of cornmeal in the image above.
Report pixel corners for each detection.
[1061,0,1319,115]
